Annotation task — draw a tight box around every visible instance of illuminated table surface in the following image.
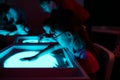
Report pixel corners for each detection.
[14,35,57,44]
[0,40,89,80]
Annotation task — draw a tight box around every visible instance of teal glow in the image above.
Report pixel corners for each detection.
[0,30,10,36]
[40,2,52,13]
[43,25,51,34]
[15,36,40,43]
[9,24,28,36]
[6,8,18,23]
[13,45,48,51]
[0,24,28,36]
[4,51,58,68]
[23,40,39,43]
[22,37,56,43]
[40,37,56,43]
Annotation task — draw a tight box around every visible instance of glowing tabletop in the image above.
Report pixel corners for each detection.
[0,39,89,80]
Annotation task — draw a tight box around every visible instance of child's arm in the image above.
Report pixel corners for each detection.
[20,43,62,61]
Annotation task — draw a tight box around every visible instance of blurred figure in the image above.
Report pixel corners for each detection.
[0,3,29,36]
[0,3,30,50]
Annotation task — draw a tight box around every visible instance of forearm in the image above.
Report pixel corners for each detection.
[36,43,63,57]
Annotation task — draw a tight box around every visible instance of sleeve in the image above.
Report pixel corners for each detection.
[77,51,99,74]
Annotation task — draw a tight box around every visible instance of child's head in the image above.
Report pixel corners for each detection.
[43,9,85,48]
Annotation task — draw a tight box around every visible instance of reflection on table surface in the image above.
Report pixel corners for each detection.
[0,38,90,80]
[4,51,58,68]
[4,50,72,68]
[14,35,57,43]
[0,44,74,68]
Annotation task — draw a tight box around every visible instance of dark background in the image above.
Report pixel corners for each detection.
[84,0,120,26]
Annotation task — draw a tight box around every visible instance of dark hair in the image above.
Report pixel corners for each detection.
[45,9,82,33]
[43,9,99,57]
[43,9,85,41]
[0,3,10,15]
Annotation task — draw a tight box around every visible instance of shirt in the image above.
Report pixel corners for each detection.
[77,50,99,74]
